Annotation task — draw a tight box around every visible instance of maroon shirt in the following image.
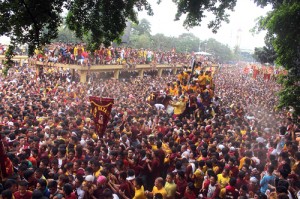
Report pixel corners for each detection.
[151,158,161,180]
[65,192,77,199]
[14,191,33,199]
[119,181,133,198]
[176,179,187,198]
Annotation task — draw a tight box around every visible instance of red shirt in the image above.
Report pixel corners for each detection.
[184,191,196,199]
[14,191,33,199]
[65,192,77,199]
[151,158,161,180]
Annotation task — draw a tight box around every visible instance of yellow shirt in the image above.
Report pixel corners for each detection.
[170,100,186,115]
[138,50,143,58]
[183,72,189,80]
[94,168,102,178]
[133,186,146,199]
[74,47,78,56]
[162,142,171,155]
[164,182,176,199]
[238,157,247,169]
[206,75,212,85]
[152,186,167,199]
[217,174,230,189]
[177,74,184,82]
[189,85,197,92]
[241,130,246,135]
[198,75,207,86]
[193,168,205,189]
[181,85,189,93]
[151,144,158,151]
[107,49,111,57]
[169,87,178,96]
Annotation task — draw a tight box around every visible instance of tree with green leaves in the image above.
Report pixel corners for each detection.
[131,18,152,36]
[0,0,153,72]
[171,0,237,32]
[0,0,239,57]
[253,33,277,64]
[253,0,300,116]
[0,0,153,55]
[176,33,200,53]
[129,34,152,49]
[53,26,82,44]
[203,38,234,62]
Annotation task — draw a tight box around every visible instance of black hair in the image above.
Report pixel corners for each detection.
[229,177,237,186]
[48,180,57,189]
[23,169,34,180]
[63,183,73,196]
[4,179,17,189]
[1,189,12,199]
[119,171,127,180]
[18,181,28,187]
[76,175,84,183]
[154,193,163,199]
[135,177,143,187]
[37,179,47,188]
[32,190,43,199]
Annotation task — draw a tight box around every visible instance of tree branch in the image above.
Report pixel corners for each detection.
[20,0,40,47]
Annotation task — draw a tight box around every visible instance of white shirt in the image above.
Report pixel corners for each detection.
[154,104,165,110]
[76,186,85,199]
[207,184,217,198]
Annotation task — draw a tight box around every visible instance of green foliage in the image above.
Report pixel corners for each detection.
[0,0,242,54]
[240,52,255,62]
[131,19,152,36]
[151,33,174,50]
[204,38,234,62]
[254,1,300,115]
[0,0,153,72]
[0,0,64,55]
[176,33,200,53]
[254,31,277,65]
[129,33,152,49]
[253,32,277,64]
[253,46,276,64]
[2,45,15,76]
[66,0,153,52]
[171,0,237,32]
[53,26,82,44]
[128,24,234,62]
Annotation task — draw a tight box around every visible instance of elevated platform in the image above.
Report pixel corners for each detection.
[0,55,218,83]
[0,55,182,82]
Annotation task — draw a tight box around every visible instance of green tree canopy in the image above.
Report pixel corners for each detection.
[131,18,152,36]
[203,38,234,62]
[253,33,277,64]
[171,0,237,32]
[254,0,300,115]
[176,33,200,53]
[0,0,64,55]
[0,0,153,55]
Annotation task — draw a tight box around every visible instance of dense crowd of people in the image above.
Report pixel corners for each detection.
[0,55,299,199]
[32,43,214,68]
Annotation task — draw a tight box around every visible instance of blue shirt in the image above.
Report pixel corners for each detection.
[260,174,275,194]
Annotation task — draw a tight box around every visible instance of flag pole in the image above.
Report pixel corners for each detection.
[188,59,196,85]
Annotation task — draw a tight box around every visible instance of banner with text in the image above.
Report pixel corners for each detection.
[89,97,114,137]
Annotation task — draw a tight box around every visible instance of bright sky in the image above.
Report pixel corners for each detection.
[138,0,272,51]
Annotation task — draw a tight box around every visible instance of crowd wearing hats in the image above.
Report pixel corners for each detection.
[0,58,299,199]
